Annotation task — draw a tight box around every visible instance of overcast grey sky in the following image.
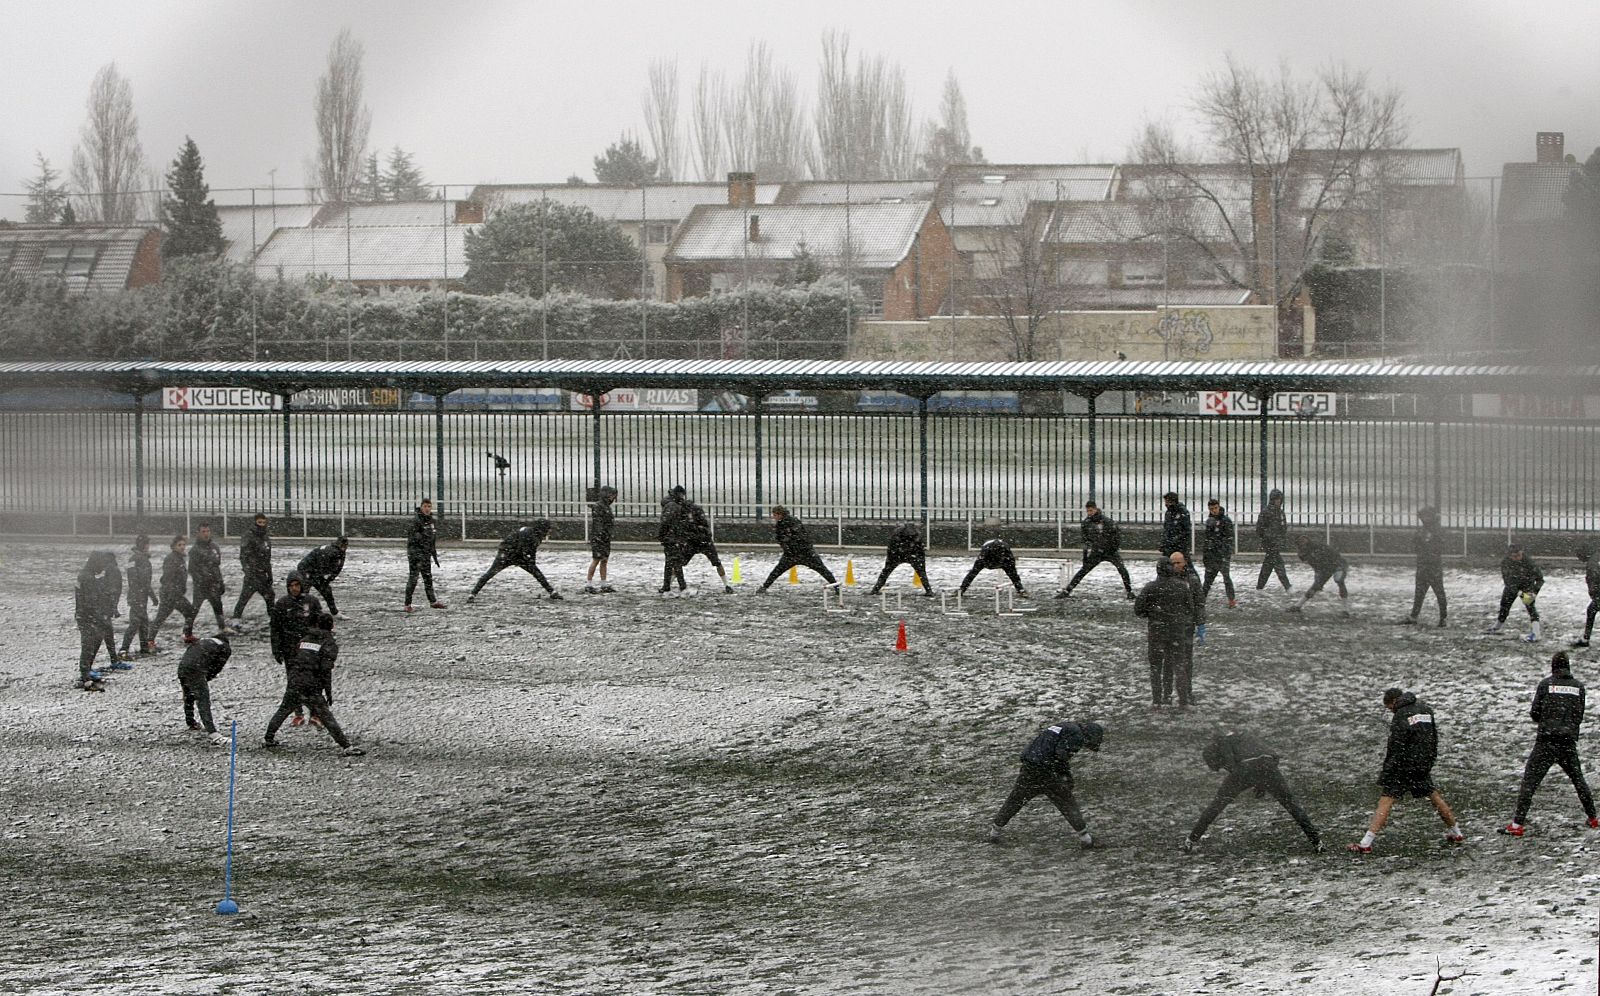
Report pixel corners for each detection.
[2,0,1596,218]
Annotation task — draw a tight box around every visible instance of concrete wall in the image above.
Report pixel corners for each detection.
[851,305,1283,362]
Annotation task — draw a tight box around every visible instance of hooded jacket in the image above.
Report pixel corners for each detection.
[270,572,325,662]
[1162,502,1193,555]
[178,635,233,681]
[775,514,817,558]
[1413,508,1446,569]
[239,523,273,580]
[1381,692,1438,780]
[1080,511,1121,556]
[658,495,694,550]
[1019,720,1104,775]
[1500,554,1543,593]
[1296,538,1347,575]
[126,548,156,611]
[1255,490,1288,551]
[1202,507,1234,563]
[886,522,926,560]
[975,538,1016,569]
[189,536,224,595]
[589,491,616,546]
[158,548,189,602]
[297,542,347,583]
[75,552,121,624]
[1201,731,1279,773]
[1134,560,1198,633]
[408,507,438,563]
[501,521,551,562]
[1530,667,1586,743]
[1586,553,1600,600]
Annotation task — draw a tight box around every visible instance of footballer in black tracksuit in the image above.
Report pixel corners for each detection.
[761,508,838,589]
[1509,654,1595,828]
[1161,495,1193,562]
[178,634,232,735]
[1379,691,1440,799]
[405,502,441,607]
[870,521,933,595]
[1578,545,1600,647]
[189,529,227,633]
[959,538,1025,594]
[1493,547,1543,632]
[74,551,120,685]
[1406,506,1448,626]
[232,517,275,619]
[265,617,355,750]
[297,537,348,616]
[269,572,324,667]
[120,540,158,657]
[587,487,616,590]
[1134,558,1202,707]
[1061,505,1132,597]
[1184,731,1320,851]
[150,538,197,640]
[1254,488,1291,591]
[470,521,559,598]
[657,493,691,592]
[1292,536,1348,607]
[1201,503,1236,602]
[990,720,1104,843]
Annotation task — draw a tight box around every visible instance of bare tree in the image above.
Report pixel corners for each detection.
[971,202,1076,360]
[642,59,684,182]
[313,28,372,204]
[811,31,921,180]
[919,71,984,177]
[690,63,724,182]
[720,42,807,181]
[68,63,149,223]
[1133,55,1406,340]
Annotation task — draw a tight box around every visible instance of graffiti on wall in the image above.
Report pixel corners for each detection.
[1151,310,1215,359]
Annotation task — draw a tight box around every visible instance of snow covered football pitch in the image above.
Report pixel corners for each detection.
[2,542,1597,994]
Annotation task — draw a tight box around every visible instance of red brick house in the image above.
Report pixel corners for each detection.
[0,224,162,292]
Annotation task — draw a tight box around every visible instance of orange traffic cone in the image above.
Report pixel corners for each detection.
[894,619,909,652]
[912,570,924,589]
[845,559,856,586]
[788,565,799,585]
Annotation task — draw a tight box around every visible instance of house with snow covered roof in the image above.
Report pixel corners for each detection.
[0,223,163,293]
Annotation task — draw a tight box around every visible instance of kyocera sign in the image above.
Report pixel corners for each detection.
[162,387,282,411]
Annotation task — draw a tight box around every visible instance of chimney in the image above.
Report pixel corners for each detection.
[1536,132,1564,164]
[727,171,756,208]
[748,214,760,242]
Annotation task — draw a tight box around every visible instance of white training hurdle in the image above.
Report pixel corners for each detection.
[822,585,851,614]
[941,590,969,616]
[879,590,904,615]
[994,586,1039,617]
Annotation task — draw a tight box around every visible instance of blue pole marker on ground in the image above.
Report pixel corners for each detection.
[216,719,240,916]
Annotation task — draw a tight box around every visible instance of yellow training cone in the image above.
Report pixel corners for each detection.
[913,570,924,588]
[845,559,856,586]
[789,565,799,585]
[731,557,742,584]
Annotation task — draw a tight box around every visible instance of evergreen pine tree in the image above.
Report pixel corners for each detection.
[161,137,225,259]
[60,202,77,225]
[382,146,432,200]
[358,152,384,202]
[24,153,70,223]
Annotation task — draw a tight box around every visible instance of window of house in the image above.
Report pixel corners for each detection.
[1120,259,1165,286]
[646,223,674,245]
[41,244,101,281]
[1057,260,1108,287]
[981,174,1007,184]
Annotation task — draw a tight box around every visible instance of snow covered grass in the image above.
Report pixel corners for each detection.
[2,541,1596,993]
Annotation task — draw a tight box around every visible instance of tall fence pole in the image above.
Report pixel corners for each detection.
[434,394,446,511]
[918,396,930,528]
[281,393,293,518]
[752,396,764,519]
[1258,391,1271,510]
[132,392,146,522]
[1431,396,1444,513]
[1086,392,1098,505]
[591,396,602,490]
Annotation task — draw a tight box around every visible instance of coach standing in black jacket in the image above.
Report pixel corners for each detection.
[1501,652,1597,836]
[1135,558,1200,708]
[1200,499,1237,607]
[1254,488,1291,591]
[232,512,275,621]
[405,499,444,610]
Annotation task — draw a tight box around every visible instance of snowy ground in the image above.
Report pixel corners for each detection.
[2,541,1597,995]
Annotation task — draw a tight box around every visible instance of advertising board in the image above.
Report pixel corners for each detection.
[1200,391,1337,417]
[161,387,281,411]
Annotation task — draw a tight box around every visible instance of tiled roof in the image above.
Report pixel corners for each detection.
[1043,202,1156,244]
[666,202,932,269]
[0,224,157,293]
[474,183,780,223]
[251,225,473,283]
[941,166,1118,228]
[215,204,324,263]
[1498,163,1582,224]
[775,180,938,204]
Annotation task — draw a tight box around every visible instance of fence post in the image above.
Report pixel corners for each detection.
[281,393,293,519]
[1431,398,1443,513]
[752,396,764,519]
[1258,390,1270,511]
[837,512,843,548]
[460,506,467,542]
[339,501,345,538]
[591,395,603,491]
[1056,508,1063,551]
[918,396,930,529]
[434,393,445,512]
[132,392,146,523]
[1086,392,1097,504]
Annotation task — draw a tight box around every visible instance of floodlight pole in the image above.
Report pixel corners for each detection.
[752,393,765,519]
[132,391,146,522]
[281,392,293,519]
[1085,391,1099,505]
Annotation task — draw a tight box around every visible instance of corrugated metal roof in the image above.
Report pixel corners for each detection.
[0,225,157,293]
[1499,163,1582,224]
[318,201,463,227]
[3,358,1596,395]
[215,204,324,263]
[775,180,938,204]
[666,202,931,268]
[252,225,472,283]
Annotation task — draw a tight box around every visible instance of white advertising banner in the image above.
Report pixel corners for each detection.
[1200,390,1337,417]
[162,387,282,411]
[1471,394,1598,419]
[569,388,699,412]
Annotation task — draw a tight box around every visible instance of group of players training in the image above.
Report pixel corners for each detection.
[67,484,1599,851]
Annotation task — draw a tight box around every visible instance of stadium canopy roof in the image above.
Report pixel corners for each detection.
[0,358,1596,396]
